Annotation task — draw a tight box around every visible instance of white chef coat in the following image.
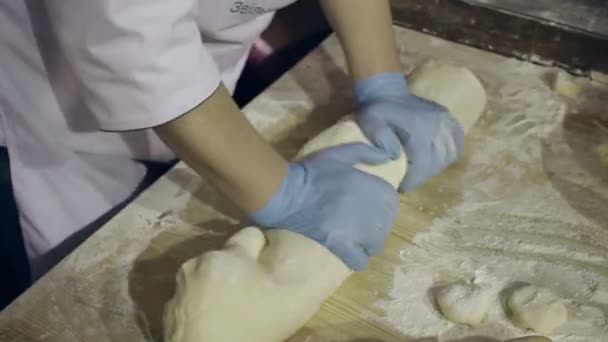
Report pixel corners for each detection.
[0,0,297,268]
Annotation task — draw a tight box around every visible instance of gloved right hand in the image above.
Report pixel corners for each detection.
[251,143,399,270]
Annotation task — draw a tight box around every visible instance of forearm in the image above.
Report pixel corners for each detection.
[320,0,401,81]
[155,85,288,214]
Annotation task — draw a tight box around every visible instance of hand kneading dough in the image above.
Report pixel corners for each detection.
[507,285,568,334]
[408,60,486,133]
[294,60,486,186]
[435,283,493,325]
[163,61,487,342]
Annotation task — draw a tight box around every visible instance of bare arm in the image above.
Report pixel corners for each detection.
[319,0,402,81]
[155,85,288,214]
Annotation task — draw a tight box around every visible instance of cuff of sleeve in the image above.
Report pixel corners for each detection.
[97,77,222,132]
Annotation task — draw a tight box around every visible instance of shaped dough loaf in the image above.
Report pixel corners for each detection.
[164,61,487,342]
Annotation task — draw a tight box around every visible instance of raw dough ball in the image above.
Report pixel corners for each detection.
[435,283,493,325]
[507,285,568,334]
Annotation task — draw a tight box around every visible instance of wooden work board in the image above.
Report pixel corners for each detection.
[1,26,606,342]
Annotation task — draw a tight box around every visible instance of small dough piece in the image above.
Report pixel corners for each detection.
[507,285,568,334]
[435,283,493,325]
[504,336,552,342]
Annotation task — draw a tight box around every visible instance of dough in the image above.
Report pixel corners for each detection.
[435,282,493,325]
[295,60,486,185]
[163,227,351,342]
[507,285,568,334]
[294,117,407,188]
[164,61,487,342]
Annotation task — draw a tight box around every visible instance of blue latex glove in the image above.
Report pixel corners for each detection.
[354,72,464,192]
[251,143,399,270]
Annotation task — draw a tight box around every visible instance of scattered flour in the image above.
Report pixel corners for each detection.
[373,57,608,341]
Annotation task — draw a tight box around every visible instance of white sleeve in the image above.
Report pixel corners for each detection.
[45,0,222,131]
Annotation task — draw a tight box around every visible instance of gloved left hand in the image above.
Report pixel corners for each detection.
[250,143,399,270]
[354,72,464,192]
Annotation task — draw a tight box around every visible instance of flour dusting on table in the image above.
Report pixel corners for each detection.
[374,57,608,341]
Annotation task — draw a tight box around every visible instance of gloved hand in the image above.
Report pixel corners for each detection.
[354,72,465,192]
[251,143,399,270]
